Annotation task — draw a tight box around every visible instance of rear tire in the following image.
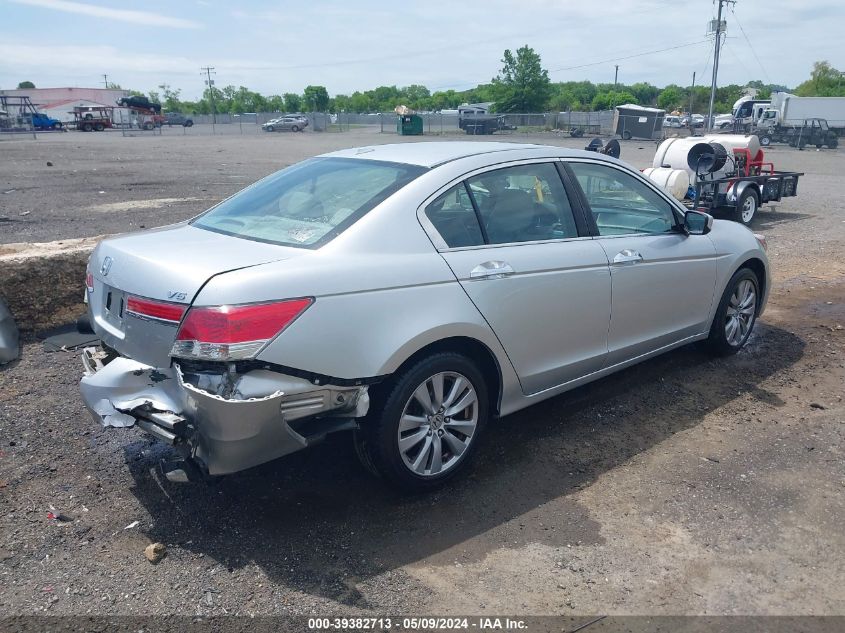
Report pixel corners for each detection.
[706,268,760,356]
[291,124,300,132]
[353,352,489,492]
[265,125,274,132]
[94,122,104,131]
[622,130,632,140]
[759,135,771,147]
[81,122,93,132]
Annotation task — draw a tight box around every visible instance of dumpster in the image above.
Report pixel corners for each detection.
[613,104,665,140]
[397,114,423,136]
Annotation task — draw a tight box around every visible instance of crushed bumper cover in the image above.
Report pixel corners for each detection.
[79,347,369,475]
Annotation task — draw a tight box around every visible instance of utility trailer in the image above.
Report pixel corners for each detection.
[457,105,516,135]
[690,147,802,225]
[72,106,114,131]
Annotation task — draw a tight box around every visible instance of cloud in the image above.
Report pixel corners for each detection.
[0,42,198,74]
[9,0,202,29]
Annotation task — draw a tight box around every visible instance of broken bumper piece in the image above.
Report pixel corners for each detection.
[79,347,369,475]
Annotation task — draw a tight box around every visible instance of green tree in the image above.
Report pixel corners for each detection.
[158,84,182,112]
[591,91,637,111]
[657,85,685,111]
[17,81,35,89]
[303,85,329,111]
[628,82,659,106]
[267,94,285,112]
[795,61,845,97]
[283,93,302,112]
[490,45,552,112]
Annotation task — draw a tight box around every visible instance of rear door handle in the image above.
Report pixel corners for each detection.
[612,249,643,265]
[470,260,515,280]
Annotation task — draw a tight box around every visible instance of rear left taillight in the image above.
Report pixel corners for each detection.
[170,298,313,361]
[85,270,94,293]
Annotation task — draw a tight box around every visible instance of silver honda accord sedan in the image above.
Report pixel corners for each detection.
[80,142,769,490]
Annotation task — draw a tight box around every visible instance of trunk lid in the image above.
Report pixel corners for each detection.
[88,224,304,367]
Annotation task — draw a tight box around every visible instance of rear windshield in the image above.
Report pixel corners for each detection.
[192,157,427,248]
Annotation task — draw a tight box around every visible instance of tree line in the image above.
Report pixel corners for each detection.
[17,52,843,115]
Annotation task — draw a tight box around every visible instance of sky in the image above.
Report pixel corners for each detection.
[2,0,843,99]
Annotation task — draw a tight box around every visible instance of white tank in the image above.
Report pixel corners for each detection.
[642,167,690,200]
[653,134,761,180]
[703,134,761,160]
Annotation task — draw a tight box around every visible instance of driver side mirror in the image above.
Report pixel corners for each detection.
[684,209,713,235]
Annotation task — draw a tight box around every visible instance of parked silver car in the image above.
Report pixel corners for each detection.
[80,142,769,490]
[262,116,308,132]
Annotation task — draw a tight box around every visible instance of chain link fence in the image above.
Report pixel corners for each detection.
[3,108,680,141]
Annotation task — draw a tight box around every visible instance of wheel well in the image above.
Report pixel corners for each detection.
[739,257,766,312]
[383,337,503,416]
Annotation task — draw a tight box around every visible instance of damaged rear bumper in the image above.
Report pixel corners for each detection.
[79,347,369,475]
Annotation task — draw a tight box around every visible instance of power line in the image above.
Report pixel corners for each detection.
[434,39,711,92]
[548,39,710,73]
[729,4,771,82]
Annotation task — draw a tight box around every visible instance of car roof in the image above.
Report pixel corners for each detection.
[319,141,612,168]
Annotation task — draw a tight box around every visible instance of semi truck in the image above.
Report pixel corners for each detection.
[731,96,770,131]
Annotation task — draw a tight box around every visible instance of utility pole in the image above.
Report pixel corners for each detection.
[690,71,696,115]
[201,66,217,124]
[102,74,109,89]
[611,65,619,109]
[707,0,734,132]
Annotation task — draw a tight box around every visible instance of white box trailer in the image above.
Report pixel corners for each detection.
[769,92,845,129]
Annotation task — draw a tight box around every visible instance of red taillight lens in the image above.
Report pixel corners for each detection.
[171,298,313,361]
[85,271,94,293]
[126,296,187,324]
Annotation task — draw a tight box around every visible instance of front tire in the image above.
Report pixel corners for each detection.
[354,353,488,492]
[291,124,300,132]
[706,268,760,356]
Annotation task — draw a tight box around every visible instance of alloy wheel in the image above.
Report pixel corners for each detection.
[725,279,757,346]
[397,371,479,477]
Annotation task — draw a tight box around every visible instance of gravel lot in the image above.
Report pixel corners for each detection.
[0,130,843,618]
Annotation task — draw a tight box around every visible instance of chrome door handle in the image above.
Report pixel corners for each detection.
[470,261,515,280]
[612,249,643,265]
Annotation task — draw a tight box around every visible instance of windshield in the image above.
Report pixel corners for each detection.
[193,157,427,248]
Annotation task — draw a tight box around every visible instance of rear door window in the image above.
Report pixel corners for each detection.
[466,163,579,245]
[424,183,485,248]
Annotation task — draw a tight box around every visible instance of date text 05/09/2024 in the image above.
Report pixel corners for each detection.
[307,617,528,631]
